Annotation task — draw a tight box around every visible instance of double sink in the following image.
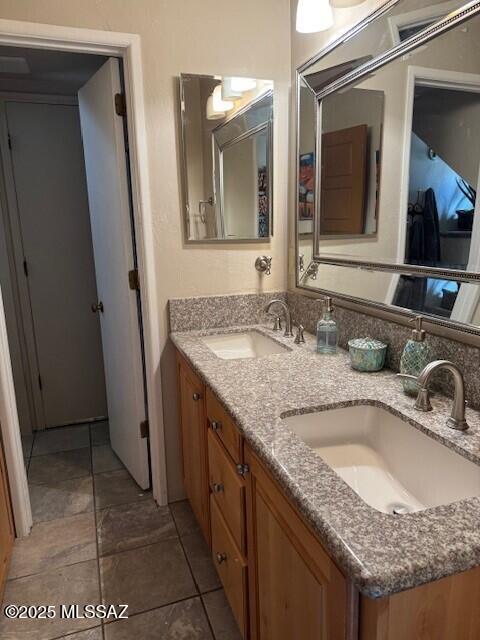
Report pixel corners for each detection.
[201,330,480,516]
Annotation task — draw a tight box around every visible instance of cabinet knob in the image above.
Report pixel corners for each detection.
[192,392,201,401]
[216,552,227,565]
[213,482,224,494]
[211,420,222,432]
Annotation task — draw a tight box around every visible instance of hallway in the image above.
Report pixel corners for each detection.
[1,424,240,639]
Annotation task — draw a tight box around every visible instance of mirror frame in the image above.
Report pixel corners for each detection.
[179,73,274,244]
[295,0,480,338]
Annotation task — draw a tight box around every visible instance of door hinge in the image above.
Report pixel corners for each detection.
[115,93,127,117]
[7,133,12,150]
[140,419,149,438]
[128,268,140,291]
[38,374,43,391]
[236,463,250,477]
[23,259,29,277]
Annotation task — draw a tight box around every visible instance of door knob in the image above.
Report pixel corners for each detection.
[216,552,227,565]
[91,301,104,313]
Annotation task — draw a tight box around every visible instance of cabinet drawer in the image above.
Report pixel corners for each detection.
[206,388,242,463]
[208,429,246,553]
[211,495,248,638]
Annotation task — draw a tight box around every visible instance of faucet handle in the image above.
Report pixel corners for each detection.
[294,324,305,344]
[272,316,282,332]
[414,387,433,412]
[396,373,432,411]
[396,373,417,382]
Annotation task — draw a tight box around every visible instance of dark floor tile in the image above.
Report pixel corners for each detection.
[170,500,201,537]
[30,476,94,523]
[97,499,177,556]
[100,539,196,616]
[28,448,91,484]
[94,469,150,510]
[182,529,221,593]
[104,597,213,639]
[57,627,102,639]
[202,589,242,640]
[90,421,110,446]
[9,512,96,579]
[32,425,90,456]
[92,445,123,474]
[0,560,100,640]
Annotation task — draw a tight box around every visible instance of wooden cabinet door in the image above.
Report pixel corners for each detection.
[0,436,14,602]
[245,444,353,640]
[177,355,210,544]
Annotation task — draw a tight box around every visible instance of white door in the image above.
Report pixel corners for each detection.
[5,101,108,428]
[79,58,149,489]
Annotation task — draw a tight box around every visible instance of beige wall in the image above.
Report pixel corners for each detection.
[0,0,291,500]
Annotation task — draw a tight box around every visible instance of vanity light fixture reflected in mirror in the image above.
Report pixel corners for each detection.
[206,85,234,120]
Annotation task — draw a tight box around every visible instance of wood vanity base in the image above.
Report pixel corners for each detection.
[360,566,480,640]
[176,348,480,640]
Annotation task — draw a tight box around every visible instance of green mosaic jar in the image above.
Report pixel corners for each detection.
[348,337,387,372]
[400,316,431,396]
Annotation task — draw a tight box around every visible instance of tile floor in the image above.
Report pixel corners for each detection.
[2,423,241,639]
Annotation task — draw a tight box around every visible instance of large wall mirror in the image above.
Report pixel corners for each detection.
[180,73,274,242]
[296,0,480,334]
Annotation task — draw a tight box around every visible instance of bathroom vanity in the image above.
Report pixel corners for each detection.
[173,326,480,640]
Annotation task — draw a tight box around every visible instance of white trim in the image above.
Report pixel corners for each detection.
[0,19,168,525]
[0,286,31,536]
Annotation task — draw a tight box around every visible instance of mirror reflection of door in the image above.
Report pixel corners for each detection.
[320,124,368,235]
[318,87,385,240]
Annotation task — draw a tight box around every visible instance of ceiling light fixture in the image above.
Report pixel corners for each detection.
[296,0,334,33]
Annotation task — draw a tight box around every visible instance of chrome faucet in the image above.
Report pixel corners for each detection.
[405,360,469,431]
[264,299,293,337]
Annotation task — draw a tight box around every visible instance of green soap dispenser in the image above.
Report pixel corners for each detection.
[400,316,431,396]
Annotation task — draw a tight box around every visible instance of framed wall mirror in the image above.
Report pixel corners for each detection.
[179,73,274,242]
[295,0,480,336]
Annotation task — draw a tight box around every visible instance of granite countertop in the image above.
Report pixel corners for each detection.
[171,324,480,599]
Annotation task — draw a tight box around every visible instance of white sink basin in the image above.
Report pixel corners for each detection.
[282,404,480,514]
[201,331,289,360]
